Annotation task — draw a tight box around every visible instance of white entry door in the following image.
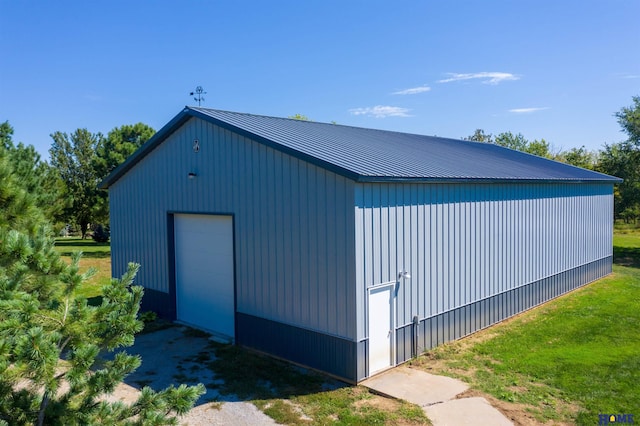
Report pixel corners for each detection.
[368,282,395,375]
[174,214,235,339]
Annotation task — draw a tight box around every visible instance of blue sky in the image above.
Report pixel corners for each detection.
[1,1,638,159]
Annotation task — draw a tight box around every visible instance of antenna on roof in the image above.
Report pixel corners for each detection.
[189,86,207,106]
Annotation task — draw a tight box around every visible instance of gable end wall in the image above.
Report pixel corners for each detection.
[109,117,357,341]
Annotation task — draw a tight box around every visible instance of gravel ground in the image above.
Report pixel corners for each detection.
[104,326,278,426]
[181,401,277,425]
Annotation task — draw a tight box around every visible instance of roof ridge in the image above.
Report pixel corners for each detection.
[187,106,464,142]
[100,106,622,188]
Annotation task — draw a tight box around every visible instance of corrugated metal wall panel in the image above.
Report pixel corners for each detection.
[355,182,614,340]
[394,256,611,365]
[110,117,357,339]
[237,313,358,382]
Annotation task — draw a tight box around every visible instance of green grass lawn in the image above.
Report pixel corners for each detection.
[54,237,111,299]
[413,229,640,425]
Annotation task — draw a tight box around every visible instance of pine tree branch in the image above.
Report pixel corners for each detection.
[58,335,72,353]
[34,312,63,327]
[36,394,49,426]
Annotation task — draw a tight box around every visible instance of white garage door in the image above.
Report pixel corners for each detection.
[174,214,235,339]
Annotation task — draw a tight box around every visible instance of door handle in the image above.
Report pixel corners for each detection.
[388,330,392,338]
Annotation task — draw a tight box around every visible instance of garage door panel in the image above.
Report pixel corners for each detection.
[174,214,235,339]
[179,233,232,254]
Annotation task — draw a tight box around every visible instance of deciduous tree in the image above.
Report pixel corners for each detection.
[525,138,552,158]
[49,129,103,238]
[93,123,155,223]
[615,95,640,145]
[556,146,597,170]
[94,123,155,179]
[464,128,493,143]
[288,113,311,121]
[598,141,639,220]
[597,96,640,221]
[466,129,552,158]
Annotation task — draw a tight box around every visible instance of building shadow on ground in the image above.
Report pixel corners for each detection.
[111,325,347,408]
[613,246,640,268]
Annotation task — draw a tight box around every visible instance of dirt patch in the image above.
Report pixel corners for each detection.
[281,399,313,422]
[354,395,428,426]
[408,353,476,382]
[354,393,401,412]
[348,387,429,425]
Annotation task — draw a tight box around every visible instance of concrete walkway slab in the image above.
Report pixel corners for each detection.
[362,366,468,406]
[424,397,513,426]
[362,366,513,426]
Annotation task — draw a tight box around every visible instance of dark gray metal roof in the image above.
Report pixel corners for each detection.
[100,106,621,188]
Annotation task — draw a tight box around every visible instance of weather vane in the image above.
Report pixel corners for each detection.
[190,86,207,106]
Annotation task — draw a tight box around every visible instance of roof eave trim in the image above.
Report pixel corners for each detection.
[99,108,194,189]
[99,106,624,188]
[355,176,623,184]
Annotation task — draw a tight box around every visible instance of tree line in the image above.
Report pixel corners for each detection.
[1,122,155,239]
[464,96,640,222]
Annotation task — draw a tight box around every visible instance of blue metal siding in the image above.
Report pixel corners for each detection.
[354,182,614,341]
[394,257,611,363]
[237,313,358,383]
[110,117,357,340]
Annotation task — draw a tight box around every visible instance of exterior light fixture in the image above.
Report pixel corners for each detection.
[188,172,197,179]
[398,271,411,280]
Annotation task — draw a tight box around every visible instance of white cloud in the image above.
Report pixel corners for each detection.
[392,85,431,95]
[508,107,550,114]
[438,72,519,85]
[349,105,412,118]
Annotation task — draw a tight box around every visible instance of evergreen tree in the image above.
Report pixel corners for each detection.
[0,143,204,425]
[0,121,66,225]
